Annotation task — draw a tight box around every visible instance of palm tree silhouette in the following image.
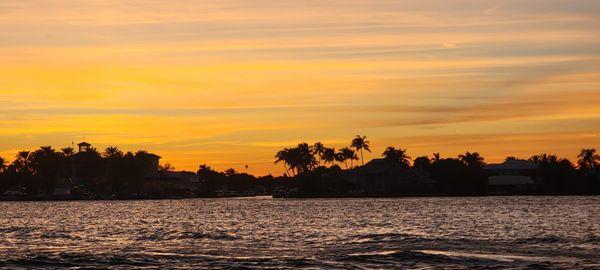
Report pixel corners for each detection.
[225,168,237,176]
[103,146,123,159]
[61,147,75,157]
[577,148,599,172]
[313,142,326,166]
[0,156,6,172]
[458,152,486,168]
[382,147,411,167]
[334,151,346,168]
[14,151,32,173]
[432,153,441,162]
[339,147,357,169]
[275,148,291,176]
[529,153,558,164]
[351,135,371,166]
[296,142,317,174]
[321,147,336,166]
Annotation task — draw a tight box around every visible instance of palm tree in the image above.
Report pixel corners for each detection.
[61,147,75,157]
[296,142,317,174]
[334,151,345,168]
[275,148,291,176]
[29,146,63,193]
[13,151,32,173]
[339,147,357,169]
[103,146,123,159]
[577,149,600,172]
[0,156,6,172]
[225,168,237,176]
[529,154,558,164]
[351,135,371,166]
[313,142,326,166]
[432,153,441,162]
[321,147,336,166]
[458,151,486,168]
[382,147,411,167]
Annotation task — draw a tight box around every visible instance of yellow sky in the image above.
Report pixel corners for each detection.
[1,0,599,175]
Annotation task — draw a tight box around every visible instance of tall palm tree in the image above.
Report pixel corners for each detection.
[321,147,336,166]
[275,148,292,176]
[13,151,32,173]
[351,135,371,166]
[382,147,411,167]
[577,148,600,172]
[339,147,357,169]
[0,156,6,172]
[458,151,486,168]
[334,151,346,168]
[296,142,317,174]
[103,146,123,159]
[313,142,326,166]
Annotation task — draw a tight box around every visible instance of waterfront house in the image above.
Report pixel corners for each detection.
[351,158,435,196]
[484,159,537,194]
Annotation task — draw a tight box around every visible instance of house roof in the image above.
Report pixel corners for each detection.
[355,158,406,175]
[78,142,91,146]
[139,153,161,159]
[484,159,536,170]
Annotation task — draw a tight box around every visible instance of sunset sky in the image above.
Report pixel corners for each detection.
[1,0,599,175]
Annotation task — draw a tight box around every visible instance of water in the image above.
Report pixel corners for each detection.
[0,197,599,269]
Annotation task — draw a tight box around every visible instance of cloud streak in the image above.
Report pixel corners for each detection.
[0,0,599,174]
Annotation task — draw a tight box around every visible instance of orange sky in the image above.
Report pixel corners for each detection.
[1,0,599,175]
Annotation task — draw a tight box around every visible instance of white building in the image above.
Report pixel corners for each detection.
[484,159,537,194]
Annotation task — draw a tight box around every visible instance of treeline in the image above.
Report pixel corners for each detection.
[196,165,279,197]
[0,146,166,197]
[1,136,599,198]
[203,135,600,196]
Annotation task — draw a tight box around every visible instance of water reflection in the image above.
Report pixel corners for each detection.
[0,197,599,269]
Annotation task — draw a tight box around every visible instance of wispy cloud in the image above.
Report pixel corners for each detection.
[0,0,599,174]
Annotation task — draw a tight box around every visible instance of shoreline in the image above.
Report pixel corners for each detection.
[2,193,598,202]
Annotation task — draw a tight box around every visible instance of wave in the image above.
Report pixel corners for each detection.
[136,231,239,241]
[0,254,156,268]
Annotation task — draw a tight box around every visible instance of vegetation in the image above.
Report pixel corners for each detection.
[0,145,163,198]
[0,136,599,199]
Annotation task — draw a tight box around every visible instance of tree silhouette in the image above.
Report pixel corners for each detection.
[61,147,75,157]
[103,146,123,159]
[30,146,62,192]
[339,147,357,169]
[577,148,599,173]
[313,142,326,166]
[432,153,441,162]
[225,168,237,176]
[529,154,558,164]
[413,156,431,171]
[351,135,371,166]
[295,143,317,174]
[13,151,32,174]
[321,147,336,166]
[275,148,292,176]
[334,151,345,168]
[274,143,317,176]
[0,156,6,173]
[382,147,411,168]
[458,151,485,168]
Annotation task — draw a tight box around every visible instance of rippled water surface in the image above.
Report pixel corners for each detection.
[1,197,599,269]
